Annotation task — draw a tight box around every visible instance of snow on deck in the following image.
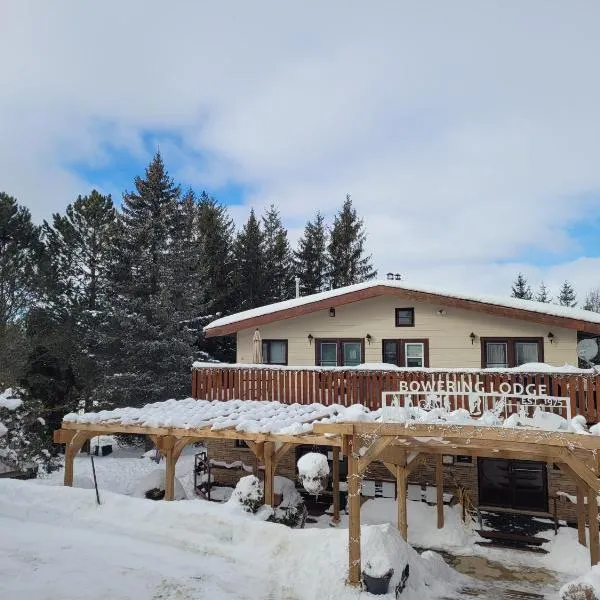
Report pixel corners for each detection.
[204,279,600,331]
[63,397,596,435]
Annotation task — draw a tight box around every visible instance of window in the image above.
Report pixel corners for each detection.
[405,342,424,367]
[262,339,288,365]
[382,339,429,367]
[316,339,364,367]
[481,338,543,368]
[395,308,415,327]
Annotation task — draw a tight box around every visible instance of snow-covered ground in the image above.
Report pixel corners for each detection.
[0,477,464,600]
[0,445,592,598]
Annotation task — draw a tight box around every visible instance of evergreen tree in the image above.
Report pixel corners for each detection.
[327,195,377,289]
[120,151,180,297]
[295,212,328,296]
[0,192,43,328]
[511,273,533,300]
[196,192,236,361]
[584,288,600,312]
[0,387,60,475]
[233,209,267,309]
[94,153,194,408]
[535,281,552,303]
[262,205,294,302]
[558,280,577,307]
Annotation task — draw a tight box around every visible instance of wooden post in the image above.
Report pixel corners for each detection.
[589,487,599,565]
[577,485,587,547]
[436,454,444,529]
[263,442,275,506]
[332,446,340,524]
[64,448,75,487]
[347,436,362,587]
[396,464,408,540]
[62,431,95,487]
[164,449,176,501]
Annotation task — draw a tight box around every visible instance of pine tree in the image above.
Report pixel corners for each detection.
[94,153,194,409]
[558,281,577,307]
[511,273,533,300]
[121,151,180,297]
[584,288,600,312]
[0,387,60,475]
[233,209,267,309]
[535,281,552,303]
[40,191,118,412]
[262,205,294,302]
[0,192,43,328]
[295,212,328,296]
[196,192,236,361]
[327,195,377,289]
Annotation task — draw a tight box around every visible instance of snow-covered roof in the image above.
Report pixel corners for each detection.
[63,396,597,435]
[204,279,600,335]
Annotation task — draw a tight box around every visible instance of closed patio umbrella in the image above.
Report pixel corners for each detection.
[252,329,263,364]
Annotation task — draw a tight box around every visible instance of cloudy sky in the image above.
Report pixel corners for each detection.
[2,1,600,300]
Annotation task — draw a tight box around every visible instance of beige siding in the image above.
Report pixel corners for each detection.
[236,295,578,367]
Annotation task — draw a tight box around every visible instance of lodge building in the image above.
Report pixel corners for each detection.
[200,280,600,524]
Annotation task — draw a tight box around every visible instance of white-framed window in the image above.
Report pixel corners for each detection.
[405,342,424,367]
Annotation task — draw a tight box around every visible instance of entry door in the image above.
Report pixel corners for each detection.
[478,458,548,512]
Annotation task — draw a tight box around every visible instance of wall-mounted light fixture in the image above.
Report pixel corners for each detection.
[437,309,447,316]
[307,333,314,345]
[366,333,373,345]
[329,307,336,317]
[548,331,555,344]
[469,332,477,345]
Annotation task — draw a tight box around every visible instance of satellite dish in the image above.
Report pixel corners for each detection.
[577,338,599,363]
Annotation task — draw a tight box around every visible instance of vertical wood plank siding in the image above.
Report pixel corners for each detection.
[191,366,600,422]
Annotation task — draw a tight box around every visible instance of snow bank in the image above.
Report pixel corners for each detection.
[0,388,23,438]
[132,468,187,501]
[0,479,465,600]
[559,565,600,599]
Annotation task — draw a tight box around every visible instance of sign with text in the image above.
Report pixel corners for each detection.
[381,379,572,423]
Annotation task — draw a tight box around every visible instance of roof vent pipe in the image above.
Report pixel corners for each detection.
[295,277,300,298]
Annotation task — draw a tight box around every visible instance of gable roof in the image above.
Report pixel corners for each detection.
[204,280,600,337]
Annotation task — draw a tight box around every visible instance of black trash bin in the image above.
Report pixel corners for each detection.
[362,569,393,595]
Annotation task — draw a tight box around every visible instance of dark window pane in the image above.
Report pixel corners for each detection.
[343,342,362,366]
[383,341,399,365]
[515,342,539,366]
[320,343,337,367]
[485,343,508,368]
[395,308,414,327]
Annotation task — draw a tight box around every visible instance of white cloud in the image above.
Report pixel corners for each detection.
[1,1,600,294]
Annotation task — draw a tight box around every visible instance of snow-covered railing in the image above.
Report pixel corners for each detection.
[191,363,600,422]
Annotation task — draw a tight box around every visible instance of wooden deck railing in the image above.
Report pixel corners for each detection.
[191,364,600,423]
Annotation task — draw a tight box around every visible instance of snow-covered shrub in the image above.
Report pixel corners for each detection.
[226,475,263,513]
[0,388,60,475]
[269,476,306,528]
[297,452,329,494]
[560,566,600,599]
[132,469,187,501]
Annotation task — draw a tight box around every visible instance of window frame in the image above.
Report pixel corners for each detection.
[381,338,430,367]
[315,338,365,367]
[395,307,415,327]
[480,337,544,368]
[262,339,288,365]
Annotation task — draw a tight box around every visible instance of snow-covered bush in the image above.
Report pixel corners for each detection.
[132,469,187,501]
[297,452,329,494]
[560,565,600,599]
[0,388,60,475]
[270,476,306,528]
[226,475,263,513]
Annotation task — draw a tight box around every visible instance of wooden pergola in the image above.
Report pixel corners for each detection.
[53,420,344,522]
[311,422,600,586]
[54,417,600,588]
